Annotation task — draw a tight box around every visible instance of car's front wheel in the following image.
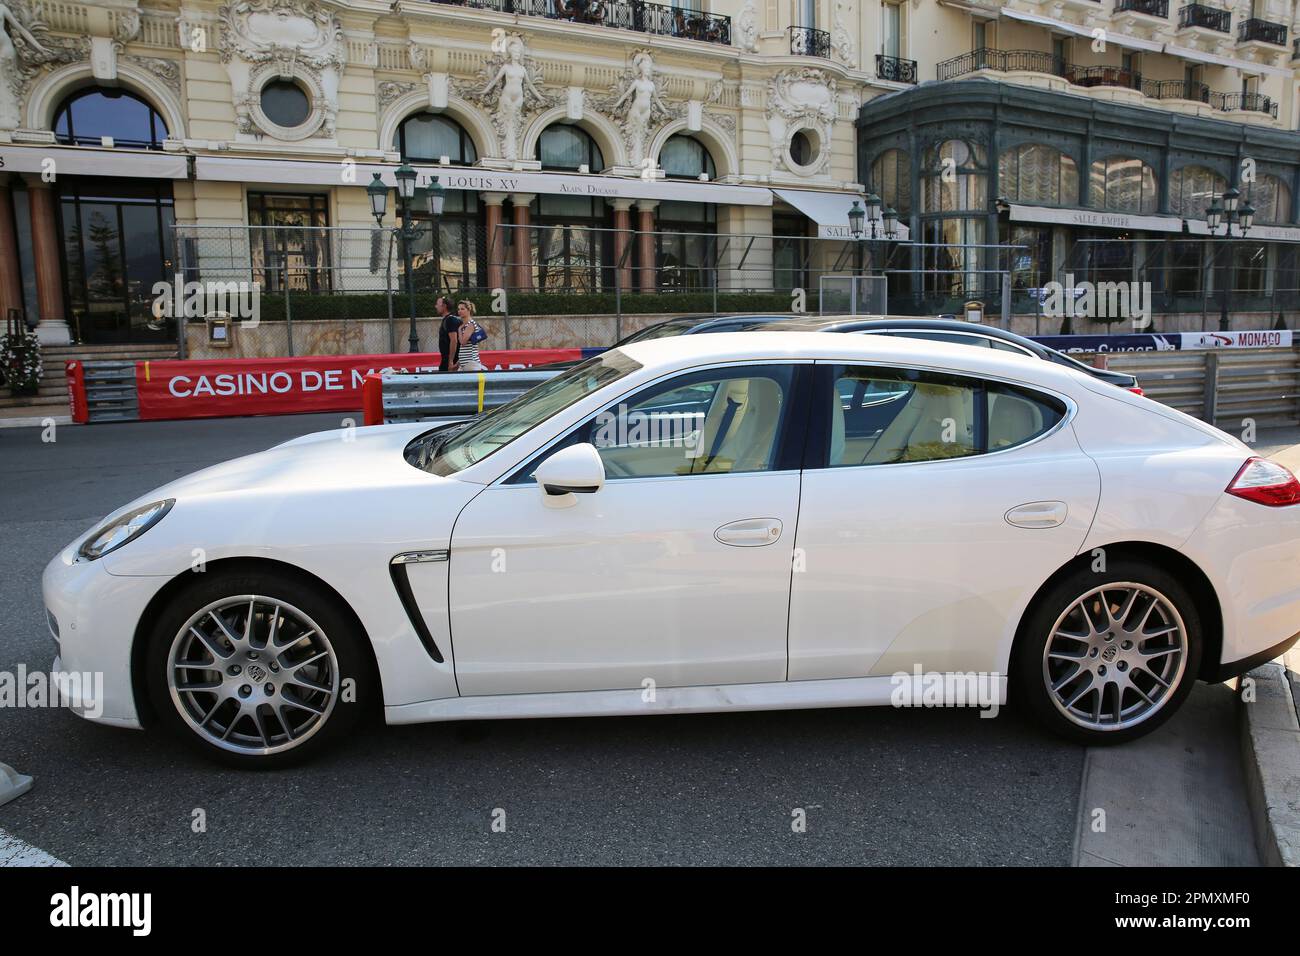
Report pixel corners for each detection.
[1013,560,1202,745]
[145,570,372,767]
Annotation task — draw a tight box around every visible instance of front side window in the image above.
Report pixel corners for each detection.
[416,351,641,476]
[510,364,799,483]
[819,366,1064,467]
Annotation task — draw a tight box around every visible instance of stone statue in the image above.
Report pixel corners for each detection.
[736,0,759,53]
[477,34,548,162]
[611,51,671,167]
[0,1,48,129]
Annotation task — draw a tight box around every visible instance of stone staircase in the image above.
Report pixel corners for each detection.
[0,343,178,417]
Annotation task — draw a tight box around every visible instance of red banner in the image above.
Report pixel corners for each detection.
[135,349,580,421]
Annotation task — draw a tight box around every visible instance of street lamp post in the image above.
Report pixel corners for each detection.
[849,194,899,312]
[367,168,447,352]
[1205,186,1255,333]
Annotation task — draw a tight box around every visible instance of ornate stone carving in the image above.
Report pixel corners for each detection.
[465,33,550,162]
[218,0,346,141]
[378,79,418,110]
[594,50,673,167]
[735,0,759,53]
[115,10,141,45]
[0,0,85,131]
[407,40,426,73]
[831,1,856,67]
[125,54,183,101]
[766,67,837,176]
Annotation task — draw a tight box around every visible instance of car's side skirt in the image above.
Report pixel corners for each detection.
[383,674,1009,725]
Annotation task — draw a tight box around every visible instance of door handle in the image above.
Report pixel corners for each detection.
[1005,500,1067,529]
[715,518,783,547]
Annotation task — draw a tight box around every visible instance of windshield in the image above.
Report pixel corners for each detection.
[413,351,642,476]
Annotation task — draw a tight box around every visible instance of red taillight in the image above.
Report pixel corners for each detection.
[1226,457,1300,507]
[1127,386,1144,396]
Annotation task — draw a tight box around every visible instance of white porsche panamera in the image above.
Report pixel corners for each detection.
[43,332,1300,766]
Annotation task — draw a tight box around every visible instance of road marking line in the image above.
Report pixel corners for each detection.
[0,827,67,867]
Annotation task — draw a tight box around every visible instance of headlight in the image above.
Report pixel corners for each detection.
[78,499,174,561]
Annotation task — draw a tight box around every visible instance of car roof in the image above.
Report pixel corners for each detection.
[617,330,1073,389]
[764,315,1049,347]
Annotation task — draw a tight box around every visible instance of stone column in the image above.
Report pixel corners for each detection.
[635,199,658,294]
[0,176,24,328]
[510,194,535,291]
[609,199,635,293]
[482,192,508,292]
[23,175,69,344]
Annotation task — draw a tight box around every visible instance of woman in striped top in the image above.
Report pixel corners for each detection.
[453,299,486,371]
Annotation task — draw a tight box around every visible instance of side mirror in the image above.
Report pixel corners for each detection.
[534,442,605,507]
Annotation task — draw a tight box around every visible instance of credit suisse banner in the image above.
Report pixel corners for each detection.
[1035,330,1292,353]
[135,349,581,421]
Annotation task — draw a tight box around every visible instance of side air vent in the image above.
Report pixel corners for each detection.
[388,555,446,663]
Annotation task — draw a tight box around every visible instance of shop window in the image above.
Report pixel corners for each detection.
[395,113,478,166]
[533,194,611,292]
[661,135,716,180]
[1164,241,1205,297]
[1234,243,1268,295]
[54,88,168,150]
[869,148,913,217]
[998,144,1078,207]
[1169,166,1227,218]
[247,193,331,293]
[1088,157,1158,214]
[1000,223,1052,291]
[922,140,987,213]
[656,201,717,290]
[1247,174,1292,224]
[537,125,604,172]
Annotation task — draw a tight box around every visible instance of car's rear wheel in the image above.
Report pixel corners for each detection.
[1013,560,1202,745]
[145,570,372,767]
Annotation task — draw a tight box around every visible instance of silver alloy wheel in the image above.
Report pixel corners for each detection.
[1042,582,1187,731]
[167,595,339,756]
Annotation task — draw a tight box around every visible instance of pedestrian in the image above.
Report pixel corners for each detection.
[434,295,461,372]
[454,300,488,371]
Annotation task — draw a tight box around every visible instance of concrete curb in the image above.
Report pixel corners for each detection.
[1239,663,1300,867]
[0,414,70,429]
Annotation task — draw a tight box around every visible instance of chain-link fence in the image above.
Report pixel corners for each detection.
[172,222,1035,355]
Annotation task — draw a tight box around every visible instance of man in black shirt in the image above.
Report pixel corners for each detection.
[435,296,461,371]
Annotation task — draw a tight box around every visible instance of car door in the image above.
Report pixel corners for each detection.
[788,362,1100,681]
[447,362,811,697]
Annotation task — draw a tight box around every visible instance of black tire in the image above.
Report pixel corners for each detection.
[144,569,374,768]
[1012,558,1202,746]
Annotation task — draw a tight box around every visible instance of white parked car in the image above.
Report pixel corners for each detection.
[43,333,1300,766]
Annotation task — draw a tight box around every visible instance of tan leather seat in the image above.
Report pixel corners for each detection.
[688,378,783,473]
[988,391,1043,449]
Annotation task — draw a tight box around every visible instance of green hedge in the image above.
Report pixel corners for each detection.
[251,291,814,322]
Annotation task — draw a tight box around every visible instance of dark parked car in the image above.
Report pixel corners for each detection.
[760,316,1142,392]
[536,314,793,369]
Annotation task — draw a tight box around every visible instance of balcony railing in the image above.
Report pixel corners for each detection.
[1208,91,1280,117]
[876,54,918,84]
[789,25,832,58]
[1177,3,1231,32]
[1063,64,1142,89]
[1115,0,1169,17]
[1238,17,1288,45]
[936,48,1065,81]
[1141,78,1210,101]
[429,0,732,45]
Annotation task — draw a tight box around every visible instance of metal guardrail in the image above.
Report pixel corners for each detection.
[1106,346,1300,428]
[81,360,140,423]
[379,369,560,423]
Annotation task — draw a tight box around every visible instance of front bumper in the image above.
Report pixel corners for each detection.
[42,545,168,730]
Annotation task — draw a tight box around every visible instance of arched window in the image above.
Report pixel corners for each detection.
[1088,156,1158,213]
[869,148,912,217]
[998,144,1079,207]
[1249,173,1292,224]
[1169,166,1227,218]
[394,112,478,165]
[660,134,716,180]
[921,140,987,213]
[53,87,168,150]
[536,124,604,172]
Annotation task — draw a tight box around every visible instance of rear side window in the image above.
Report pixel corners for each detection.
[817,365,1066,467]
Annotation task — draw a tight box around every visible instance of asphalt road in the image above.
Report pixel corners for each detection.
[4,412,1085,865]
